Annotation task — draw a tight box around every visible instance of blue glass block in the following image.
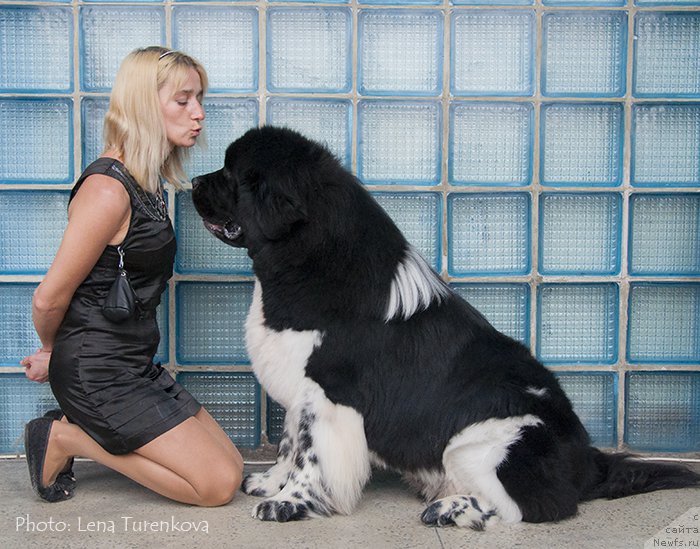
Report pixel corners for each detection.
[361,0,439,5]
[539,193,622,275]
[0,191,68,274]
[625,372,700,452]
[266,98,352,167]
[154,292,168,365]
[358,10,443,96]
[80,6,165,92]
[449,102,533,186]
[447,193,530,276]
[451,10,535,96]
[630,194,700,276]
[628,283,700,363]
[633,13,700,98]
[0,99,73,184]
[631,104,700,187]
[267,397,286,444]
[173,7,258,93]
[542,11,627,97]
[185,99,258,179]
[636,0,700,4]
[537,283,618,364]
[453,0,533,5]
[0,284,40,367]
[81,97,109,169]
[451,283,530,344]
[0,375,58,455]
[371,192,441,271]
[541,103,623,187]
[267,8,351,93]
[175,192,253,275]
[176,282,253,364]
[358,100,441,185]
[178,373,260,448]
[556,372,617,448]
[544,0,623,4]
[0,7,73,93]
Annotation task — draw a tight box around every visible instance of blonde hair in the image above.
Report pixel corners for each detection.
[103,46,208,193]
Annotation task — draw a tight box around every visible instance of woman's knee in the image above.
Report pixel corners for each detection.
[197,461,243,507]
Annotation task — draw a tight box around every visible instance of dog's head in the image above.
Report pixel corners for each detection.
[191,126,339,252]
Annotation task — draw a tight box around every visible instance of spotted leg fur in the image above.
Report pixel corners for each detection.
[252,388,371,522]
[242,419,295,497]
[421,495,498,531]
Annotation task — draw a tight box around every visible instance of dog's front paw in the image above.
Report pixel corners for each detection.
[241,469,290,497]
[421,496,497,531]
[253,499,310,522]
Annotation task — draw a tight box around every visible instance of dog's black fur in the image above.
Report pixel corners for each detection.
[192,126,698,528]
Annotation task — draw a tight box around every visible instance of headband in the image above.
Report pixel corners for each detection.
[159,50,177,60]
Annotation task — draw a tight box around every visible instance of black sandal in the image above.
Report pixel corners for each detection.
[42,409,76,489]
[24,417,74,502]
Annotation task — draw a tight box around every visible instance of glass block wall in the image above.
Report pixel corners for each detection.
[0,1,698,457]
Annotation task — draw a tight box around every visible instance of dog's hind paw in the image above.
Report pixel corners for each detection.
[241,470,289,497]
[421,496,498,531]
[253,499,310,522]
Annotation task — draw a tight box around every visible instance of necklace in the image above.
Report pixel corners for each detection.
[109,162,169,222]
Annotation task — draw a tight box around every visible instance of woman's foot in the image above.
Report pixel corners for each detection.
[42,409,76,485]
[24,417,74,502]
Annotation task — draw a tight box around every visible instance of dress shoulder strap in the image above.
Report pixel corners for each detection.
[69,158,137,205]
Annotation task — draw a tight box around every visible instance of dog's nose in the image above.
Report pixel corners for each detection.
[191,176,203,190]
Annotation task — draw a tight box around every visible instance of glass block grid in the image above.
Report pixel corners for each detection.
[451,10,535,96]
[0,98,73,184]
[267,7,351,93]
[449,102,533,186]
[633,12,700,98]
[631,103,700,187]
[539,192,622,275]
[629,194,700,276]
[0,6,73,93]
[627,283,700,364]
[267,397,286,444]
[625,372,700,452]
[537,283,619,365]
[451,283,530,344]
[358,10,443,96]
[178,372,261,448]
[541,103,624,186]
[1,2,699,456]
[0,374,58,455]
[448,193,530,275]
[0,191,69,274]
[542,11,627,97]
[556,372,617,448]
[176,282,253,364]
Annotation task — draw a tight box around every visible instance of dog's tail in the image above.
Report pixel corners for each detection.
[581,449,699,501]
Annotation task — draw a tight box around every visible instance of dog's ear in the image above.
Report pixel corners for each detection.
[252,173,308,240]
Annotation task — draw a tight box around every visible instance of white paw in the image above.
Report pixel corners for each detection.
[241,468,290,497]
[421,495,498,531]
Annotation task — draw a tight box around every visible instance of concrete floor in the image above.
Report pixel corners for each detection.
[2,459,698,549]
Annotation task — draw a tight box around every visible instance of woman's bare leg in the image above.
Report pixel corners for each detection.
[40,410,243,506]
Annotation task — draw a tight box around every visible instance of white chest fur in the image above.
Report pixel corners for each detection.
[245,280,324,410]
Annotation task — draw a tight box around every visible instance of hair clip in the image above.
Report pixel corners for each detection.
[159,50,176,60]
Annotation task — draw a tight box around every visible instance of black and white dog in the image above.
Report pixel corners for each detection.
[192,126,698,529]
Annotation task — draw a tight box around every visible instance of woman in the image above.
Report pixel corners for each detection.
[20,46,243,506]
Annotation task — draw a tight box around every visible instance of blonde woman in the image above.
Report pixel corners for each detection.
[21,47,243,505]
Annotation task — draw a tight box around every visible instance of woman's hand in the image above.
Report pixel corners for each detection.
[21,348,52,383]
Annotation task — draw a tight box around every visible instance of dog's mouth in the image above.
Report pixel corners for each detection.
[203,219,245,247]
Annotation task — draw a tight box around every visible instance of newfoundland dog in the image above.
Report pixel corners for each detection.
[191,126,698,529]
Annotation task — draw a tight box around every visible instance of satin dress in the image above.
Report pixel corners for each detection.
[49,158,200,454]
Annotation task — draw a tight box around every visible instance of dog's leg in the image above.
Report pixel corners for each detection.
[253,388,371,522]
[421,415,541,530]
[241,412,297,497]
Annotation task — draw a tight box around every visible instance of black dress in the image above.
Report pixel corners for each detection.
[49,158,200,455]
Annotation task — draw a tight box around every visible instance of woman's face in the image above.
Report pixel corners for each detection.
[159,67,205,149]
